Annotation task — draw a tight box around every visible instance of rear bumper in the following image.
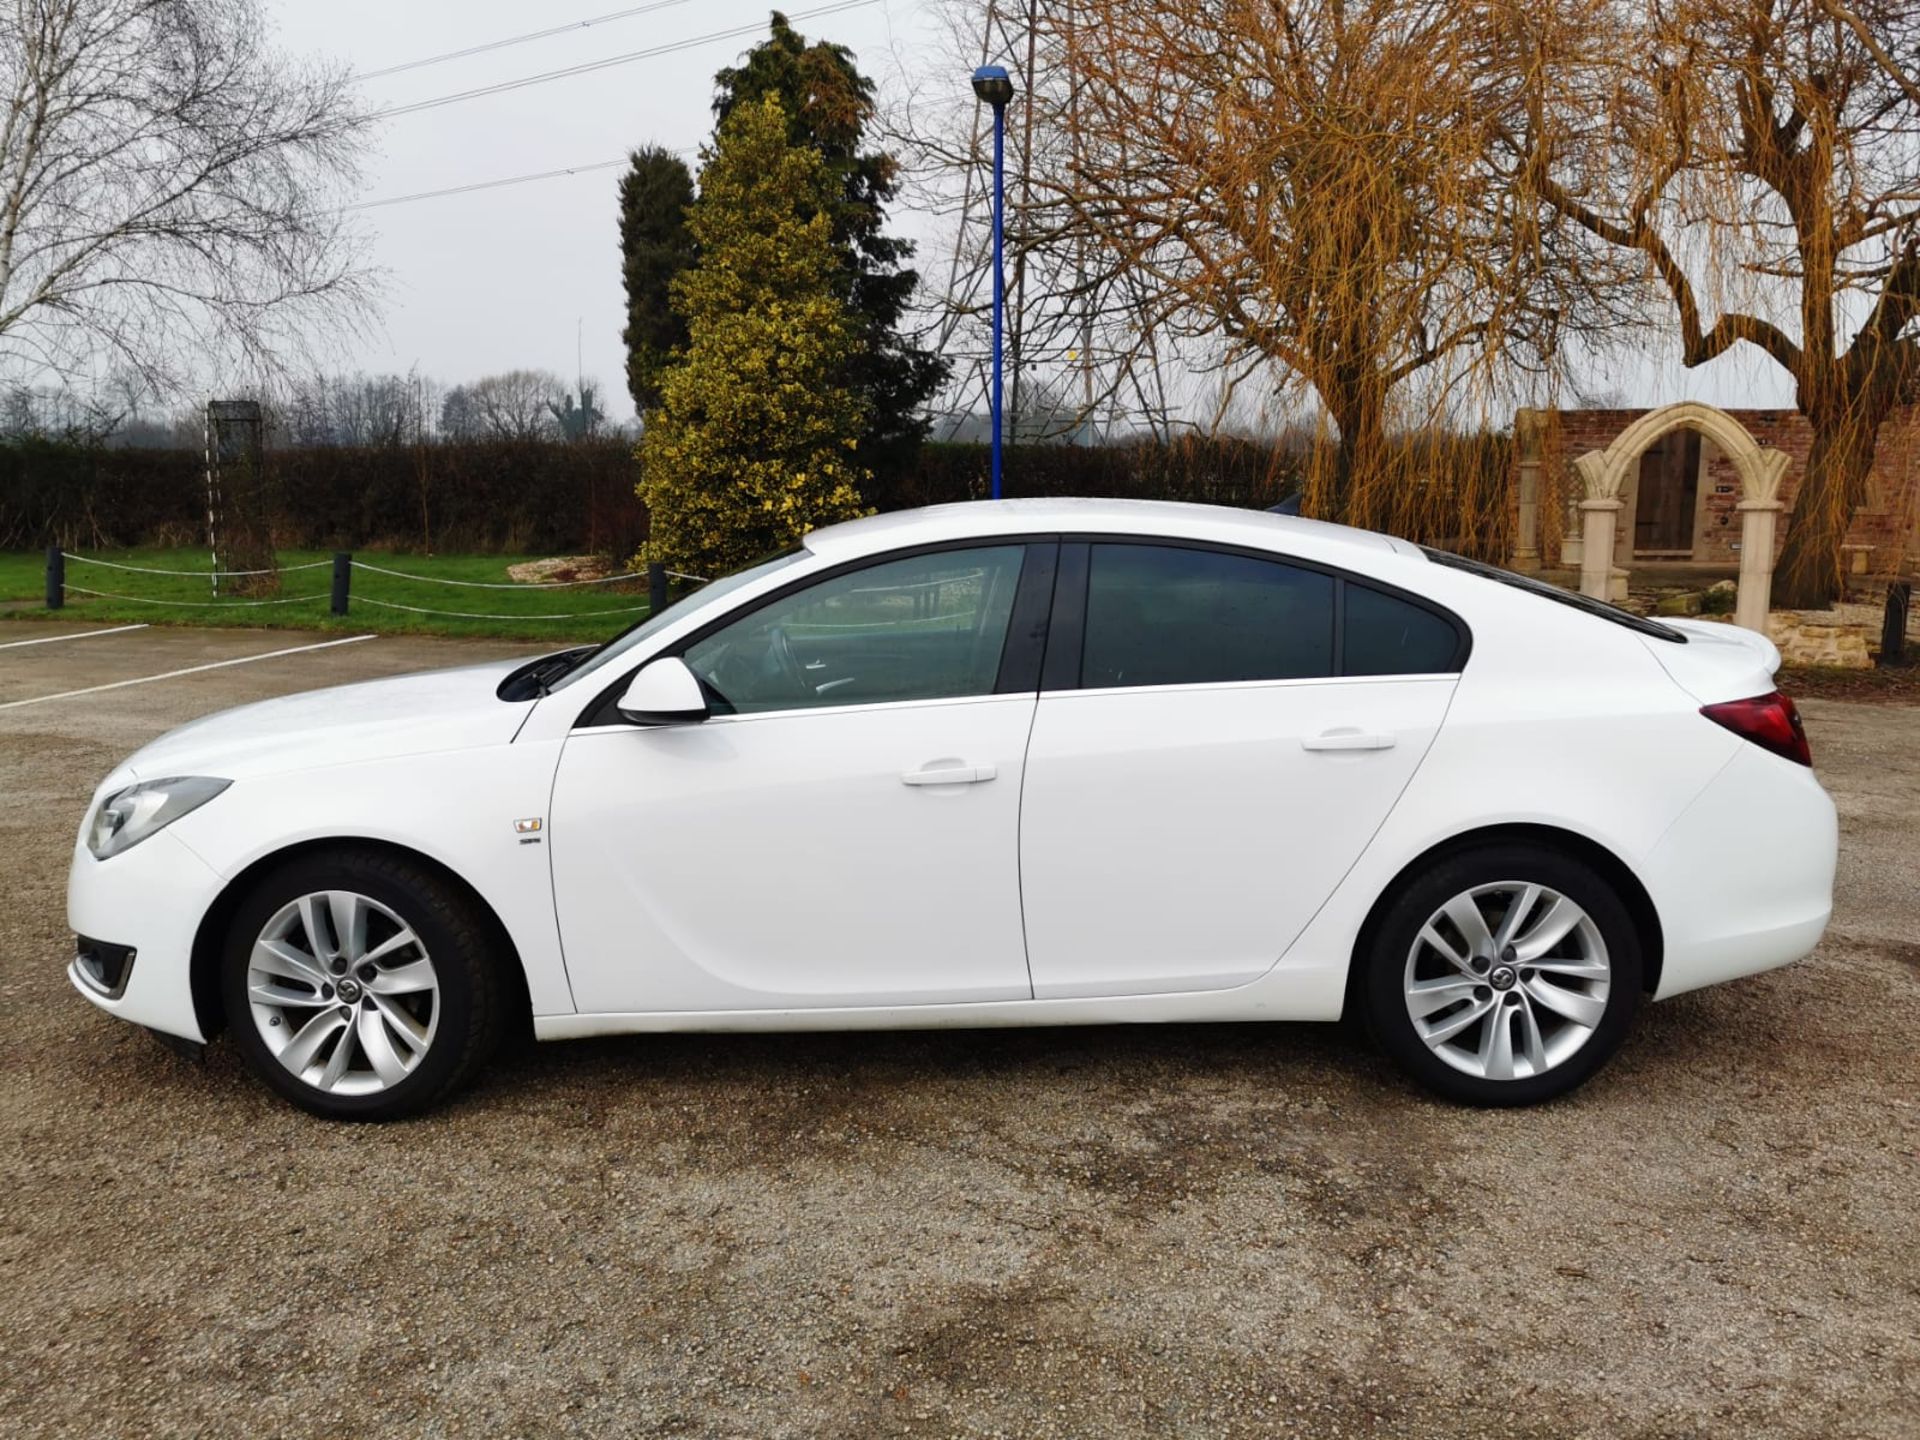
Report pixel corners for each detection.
[66,830,224,1043]
[1643,745,1837,1000]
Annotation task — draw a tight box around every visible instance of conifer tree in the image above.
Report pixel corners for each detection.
[638,96,869,576]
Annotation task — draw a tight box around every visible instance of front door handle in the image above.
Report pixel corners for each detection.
[1301,730,1397,752]
[901,761,998,786]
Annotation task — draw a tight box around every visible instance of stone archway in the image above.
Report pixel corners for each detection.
[1570,401,1790,632]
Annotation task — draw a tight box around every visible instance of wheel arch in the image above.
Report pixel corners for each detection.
[1340,822,1665,1021]
[188,836,535,1044]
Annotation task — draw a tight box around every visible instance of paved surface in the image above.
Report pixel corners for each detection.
[1,621,1915,1439]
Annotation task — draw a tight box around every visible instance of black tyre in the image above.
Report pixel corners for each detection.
[1361,843,1642,1106]
[221,848,510,1120]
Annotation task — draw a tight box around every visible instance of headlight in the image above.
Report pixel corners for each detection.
[86,777,230,860]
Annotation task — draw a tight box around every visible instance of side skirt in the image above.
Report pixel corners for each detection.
[533,972,1347,1041]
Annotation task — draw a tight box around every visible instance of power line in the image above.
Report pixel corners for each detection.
[357,0,713,82]
[351,158,623,211]
[375,0,881,120]
[347,147,699,212]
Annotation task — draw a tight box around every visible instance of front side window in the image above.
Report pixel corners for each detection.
[1080,543,1335,688]
[547,547,806,693]
[684,546,1027,714]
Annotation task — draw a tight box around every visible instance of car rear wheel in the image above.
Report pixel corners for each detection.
[1362,844,1642,1106]
[221,849,508,1120]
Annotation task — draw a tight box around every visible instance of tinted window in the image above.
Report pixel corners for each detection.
[1344,584,1461,675]
[684,546,1026,713]
[1080,544,1334,688]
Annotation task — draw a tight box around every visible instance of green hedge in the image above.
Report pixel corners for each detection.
[4,432,1513,557]
[877,437,1300,511]
[0,438,647,556]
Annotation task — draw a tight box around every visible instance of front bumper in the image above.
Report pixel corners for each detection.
[66,829,225,1043]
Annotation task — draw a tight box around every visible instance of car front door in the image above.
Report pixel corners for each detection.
[549,541,1054,1016]
[1018,540,1465,999]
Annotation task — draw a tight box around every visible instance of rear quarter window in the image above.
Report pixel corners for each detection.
[1344,583,1463,675]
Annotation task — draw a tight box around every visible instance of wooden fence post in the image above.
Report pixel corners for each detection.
[45,546,63,610]
[331,552,352,617]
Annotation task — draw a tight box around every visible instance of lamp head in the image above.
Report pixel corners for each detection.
[971,65,1015,108]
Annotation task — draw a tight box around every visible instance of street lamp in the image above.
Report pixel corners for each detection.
[972,64,1015,500]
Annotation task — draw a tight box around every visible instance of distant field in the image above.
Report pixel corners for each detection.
[0,548,650,642]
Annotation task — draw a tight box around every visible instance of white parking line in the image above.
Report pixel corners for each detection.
[0,634,377,711]
[0,623,150,650]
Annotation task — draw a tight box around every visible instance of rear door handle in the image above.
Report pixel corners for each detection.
[901,762,998,786]
[1301,730,1397,752]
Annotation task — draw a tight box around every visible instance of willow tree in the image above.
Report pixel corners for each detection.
[1033,0,1596,527]
[637,95,869,577]
[1518,0,1920,608]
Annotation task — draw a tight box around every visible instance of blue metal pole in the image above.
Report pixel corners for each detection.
[989,99,1006,501]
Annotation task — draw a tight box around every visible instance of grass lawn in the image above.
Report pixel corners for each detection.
[0,548,651,642]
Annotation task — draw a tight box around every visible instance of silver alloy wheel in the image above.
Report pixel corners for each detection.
[1402,881,1611,1082]
[246,890,440,1096]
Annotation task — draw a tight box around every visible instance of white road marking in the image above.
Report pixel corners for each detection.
[0,623,150,650]
[0,634,377,711]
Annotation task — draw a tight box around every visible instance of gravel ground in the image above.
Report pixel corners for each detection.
[1,623,1916,1439]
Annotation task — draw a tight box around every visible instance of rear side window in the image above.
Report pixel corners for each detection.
[1081,543,1334,687]
[1344,583,1462,675]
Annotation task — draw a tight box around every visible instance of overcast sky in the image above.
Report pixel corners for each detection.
[266,0,1796,426]
[268,0,927,424]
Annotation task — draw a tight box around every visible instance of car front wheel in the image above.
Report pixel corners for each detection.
[1362,844,1642,1106]
[221,849,508,1120]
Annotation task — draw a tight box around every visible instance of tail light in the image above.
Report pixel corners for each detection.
[1701,691,1811,767]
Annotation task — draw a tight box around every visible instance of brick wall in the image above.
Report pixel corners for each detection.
[1523,405,1920,573]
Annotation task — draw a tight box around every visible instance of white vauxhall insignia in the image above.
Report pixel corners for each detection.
[68,500,1837,1119]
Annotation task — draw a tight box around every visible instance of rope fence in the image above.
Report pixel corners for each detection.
[61,552,332,577]
[347,559,642,590]
[63,585,335,608]
[351,596,650,621]
[42,548,691,628]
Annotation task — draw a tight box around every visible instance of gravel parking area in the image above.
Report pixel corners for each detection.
[2,622,1915,1438]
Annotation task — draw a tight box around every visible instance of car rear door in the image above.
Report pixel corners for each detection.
[1018,539,1465,999]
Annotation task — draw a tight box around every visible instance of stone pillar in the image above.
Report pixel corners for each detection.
[1579,498,1623,601]
[1735,498,1782,633]
[1513,410,1543,572]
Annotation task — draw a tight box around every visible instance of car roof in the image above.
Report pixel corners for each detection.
[804,497,1419,565]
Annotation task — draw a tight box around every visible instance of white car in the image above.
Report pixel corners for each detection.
[68,500,1837,1119]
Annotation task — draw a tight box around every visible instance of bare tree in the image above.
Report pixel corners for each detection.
[890,0,1188,444]
[1811,0,1920,114]
[330,372,431,448]
[444,369,563,442]
[270,371,431,447]
[0,0,371,392]
[1519,0,1920,607]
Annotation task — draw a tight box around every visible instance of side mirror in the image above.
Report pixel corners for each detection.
[616,656,708,725]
